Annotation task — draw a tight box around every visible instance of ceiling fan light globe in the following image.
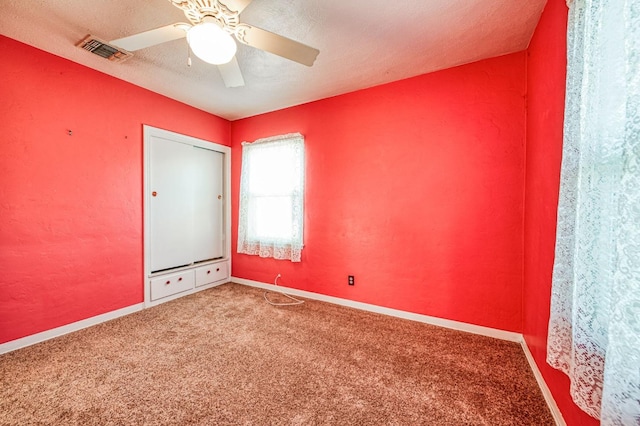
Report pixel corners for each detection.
[187,22,237,65]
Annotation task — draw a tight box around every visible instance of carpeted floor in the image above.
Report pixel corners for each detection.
[0,283,554,425]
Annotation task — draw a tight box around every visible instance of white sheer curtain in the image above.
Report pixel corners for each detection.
[237,133,304,262]
[547,0,640,424]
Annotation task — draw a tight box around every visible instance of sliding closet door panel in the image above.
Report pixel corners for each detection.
[149,137,194,271]
[192,147,224,262]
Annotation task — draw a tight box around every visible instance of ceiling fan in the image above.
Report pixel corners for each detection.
[108,0,320,88]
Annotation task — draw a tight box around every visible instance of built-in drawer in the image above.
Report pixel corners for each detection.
[195,261,228,288]
[150,270,194,301]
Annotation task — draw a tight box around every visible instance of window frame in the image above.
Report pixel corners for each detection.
[237,133,305,262]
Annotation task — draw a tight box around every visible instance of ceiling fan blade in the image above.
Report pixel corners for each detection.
[110,23,189,51]
[219,0,253,14]
[236,24,319,67]
[218,56,245,88]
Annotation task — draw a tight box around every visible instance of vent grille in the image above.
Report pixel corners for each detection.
[77,36,133,62]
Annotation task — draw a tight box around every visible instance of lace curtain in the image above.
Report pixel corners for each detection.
[237,133,304,262]
[547,0,640,424]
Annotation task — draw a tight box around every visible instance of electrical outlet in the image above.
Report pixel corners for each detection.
[348,275,355,286]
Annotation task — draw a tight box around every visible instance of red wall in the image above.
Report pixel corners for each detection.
[0,36,230,344]
[523,0,598,424]
[231,53,527,332]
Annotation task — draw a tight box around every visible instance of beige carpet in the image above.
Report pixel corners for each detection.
[0,283,554,425]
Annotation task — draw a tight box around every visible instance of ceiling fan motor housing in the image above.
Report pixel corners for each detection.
[168,0,240,31]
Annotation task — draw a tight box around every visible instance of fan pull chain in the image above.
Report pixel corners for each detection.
[187,41,192,67]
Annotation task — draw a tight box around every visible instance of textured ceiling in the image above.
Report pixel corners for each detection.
[0,0,546,120]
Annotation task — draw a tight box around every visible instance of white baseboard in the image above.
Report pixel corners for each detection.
[231,276,523,342]
[520,340,566,426]
[0,303,144,355]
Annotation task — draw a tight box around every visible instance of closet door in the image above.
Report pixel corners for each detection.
[149,137,194,272]
[192,147,224,262]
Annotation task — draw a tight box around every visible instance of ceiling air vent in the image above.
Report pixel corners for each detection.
[77,35,133,62]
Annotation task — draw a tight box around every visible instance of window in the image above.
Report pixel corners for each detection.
[237,133,305,262]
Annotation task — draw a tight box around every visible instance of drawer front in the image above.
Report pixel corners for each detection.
[150,271,194,301]
[195,262,228,287]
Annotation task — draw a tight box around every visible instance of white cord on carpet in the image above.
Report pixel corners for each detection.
[264,274,304,306]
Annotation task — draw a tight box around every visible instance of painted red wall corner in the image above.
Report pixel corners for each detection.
[0,36,230,344]
[231,53,527,332]
[523,0,598,424]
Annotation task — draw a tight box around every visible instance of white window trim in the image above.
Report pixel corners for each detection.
[237,133,305,262]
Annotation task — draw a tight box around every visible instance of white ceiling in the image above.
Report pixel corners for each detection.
[0,0,546,120]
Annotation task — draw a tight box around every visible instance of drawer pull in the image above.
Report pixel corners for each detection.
[178,277,183,282]
[166,280,171,285]
[216,268,220,272]
[207,270,211,274]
